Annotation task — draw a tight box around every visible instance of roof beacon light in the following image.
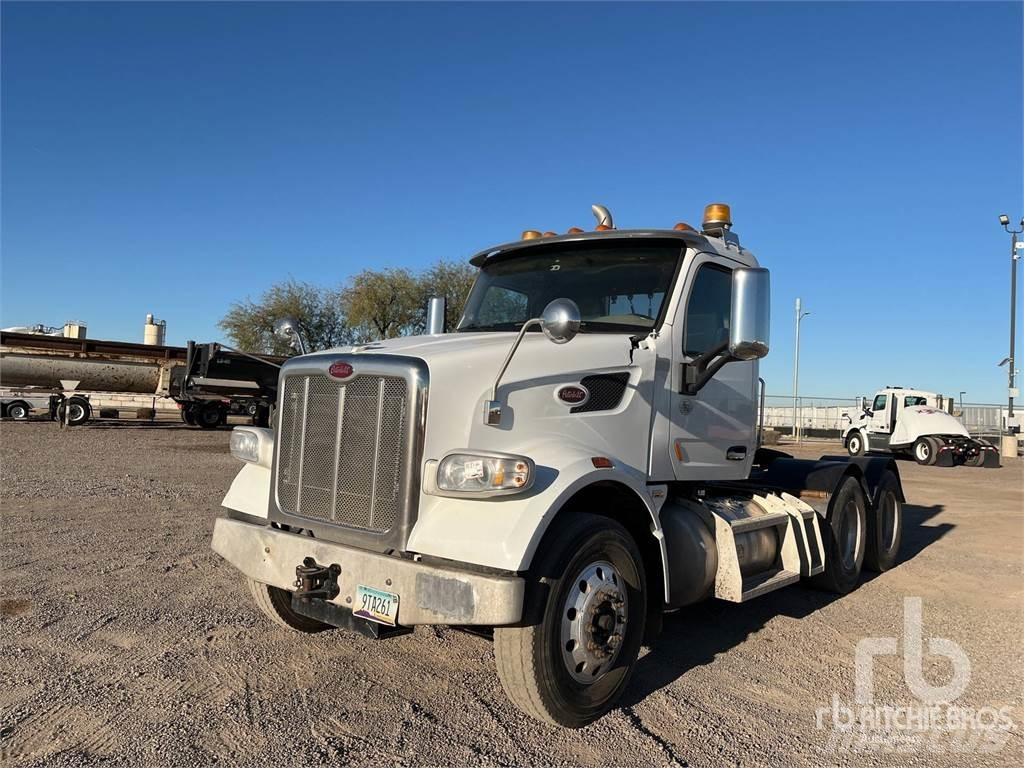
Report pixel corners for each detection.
[591,204,614,231]
[702,203,732,232]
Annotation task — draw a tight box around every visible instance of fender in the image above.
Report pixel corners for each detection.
[745,455,905,513]
[408,445,669,597]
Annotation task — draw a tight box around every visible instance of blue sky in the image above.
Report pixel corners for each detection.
[2,1,1021,402]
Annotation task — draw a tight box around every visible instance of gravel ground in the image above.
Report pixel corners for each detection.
[1,419,1021,767]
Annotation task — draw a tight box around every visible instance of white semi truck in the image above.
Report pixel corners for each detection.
[842,387,1000,467]
[211,204,907,727]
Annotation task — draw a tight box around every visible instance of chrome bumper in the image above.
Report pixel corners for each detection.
[211,517,524,626]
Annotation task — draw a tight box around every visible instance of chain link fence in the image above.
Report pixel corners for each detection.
[761,394,1012,442]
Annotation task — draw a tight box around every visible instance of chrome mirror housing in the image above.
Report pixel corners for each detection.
[273,317,308,355]
[729,268,770,361]
[539,298,581,345]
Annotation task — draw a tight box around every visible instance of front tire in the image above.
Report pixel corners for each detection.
[846,430,865,456]
[494,513,646,728]
[811,475,867,594]
[247,579,331,633]
[912,437,934,465]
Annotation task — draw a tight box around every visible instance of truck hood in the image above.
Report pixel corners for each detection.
[891,406,970,445]
[315,331,650,465]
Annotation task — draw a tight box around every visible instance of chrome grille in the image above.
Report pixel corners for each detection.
[276,373,409,532]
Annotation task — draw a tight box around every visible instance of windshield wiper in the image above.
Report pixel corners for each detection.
[456,322,532,332]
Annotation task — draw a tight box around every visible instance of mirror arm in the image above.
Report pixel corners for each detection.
[483,317,541,425]
[680,340,733,395]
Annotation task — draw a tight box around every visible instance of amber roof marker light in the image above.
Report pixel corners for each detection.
[521,230,543,240]
[702,203,732,233]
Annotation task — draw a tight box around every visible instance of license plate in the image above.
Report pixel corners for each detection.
[354,584,399,626]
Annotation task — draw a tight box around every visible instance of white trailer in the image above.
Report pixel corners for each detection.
[210,203,908,727]
[841,387,1000,467]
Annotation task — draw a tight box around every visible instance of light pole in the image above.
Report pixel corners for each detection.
[959,391,966,414]
[999,214,1023,432]
[793,298,811,443]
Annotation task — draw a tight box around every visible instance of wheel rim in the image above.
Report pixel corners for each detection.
[560,560,628,684]
[69,405,85,422]
[10,406,26,419]
[838,500,862,570]
[850,436,860,453]
[916,442,929,461]
[879,493,899,551]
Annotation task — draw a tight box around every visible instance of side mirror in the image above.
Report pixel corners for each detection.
[273,317,308,355]
[729,268,770,361]
[539,298,581,344]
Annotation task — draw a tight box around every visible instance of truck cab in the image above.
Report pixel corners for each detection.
[212,203,906,727]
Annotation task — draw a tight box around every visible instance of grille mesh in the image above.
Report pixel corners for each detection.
[571,372,630,413]
[276,373,408,532]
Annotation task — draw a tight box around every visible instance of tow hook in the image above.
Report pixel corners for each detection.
[293,557,341,601]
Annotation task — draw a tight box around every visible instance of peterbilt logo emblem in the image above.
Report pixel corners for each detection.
[555,384,589,407]
[328,361,354,379]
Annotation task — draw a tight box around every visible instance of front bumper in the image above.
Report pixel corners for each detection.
[211,517,525,626]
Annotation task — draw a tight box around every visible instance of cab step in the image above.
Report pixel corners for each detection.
[705,492,824,603]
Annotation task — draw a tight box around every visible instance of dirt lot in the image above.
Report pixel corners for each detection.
[1,420,1021,767]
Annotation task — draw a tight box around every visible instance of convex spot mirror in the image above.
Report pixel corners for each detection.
[540,298,581,344]
[729,268,770,361]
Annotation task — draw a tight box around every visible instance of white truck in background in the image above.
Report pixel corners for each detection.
[211,203,907,727]
[842,387,1000,467]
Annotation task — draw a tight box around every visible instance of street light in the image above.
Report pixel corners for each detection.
[793,298,811,443]
[959,391,966,414]
[999,214,1023,433]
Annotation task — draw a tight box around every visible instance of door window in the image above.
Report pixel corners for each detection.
[683,264,732,356]
[872,394,888,412]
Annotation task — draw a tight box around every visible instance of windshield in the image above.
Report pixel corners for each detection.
[457,242,682,333]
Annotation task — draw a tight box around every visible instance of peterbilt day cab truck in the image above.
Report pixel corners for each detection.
[842,387,1000,467]
[212,204,906,727]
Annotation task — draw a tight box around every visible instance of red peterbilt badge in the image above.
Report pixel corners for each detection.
[328,361,354,379]
[556,384,589,406]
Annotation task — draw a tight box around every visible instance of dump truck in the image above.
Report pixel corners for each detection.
[842,386,1000,467]
[211,203,907,727]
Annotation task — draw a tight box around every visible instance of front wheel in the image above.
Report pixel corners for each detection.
[912,437,934,465]
[846,431,865,456]
[247,579,331,633]
[493,513,646,728]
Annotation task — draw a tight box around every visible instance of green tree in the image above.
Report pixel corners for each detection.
[218,279,349,355]
[343,267,421,341]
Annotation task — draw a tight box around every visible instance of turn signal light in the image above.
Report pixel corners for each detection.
[522,230,542,240]
[702,203,732,230]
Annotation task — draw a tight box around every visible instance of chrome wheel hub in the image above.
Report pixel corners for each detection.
[560,561,628,684]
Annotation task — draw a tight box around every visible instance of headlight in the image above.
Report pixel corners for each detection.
[436,452,534,496]
[230,427,273,467]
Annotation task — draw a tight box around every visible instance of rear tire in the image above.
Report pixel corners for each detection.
[5,401,30,420]
[493,513,646,728]
[864,471,902,572]
[195,402,224,429]
[247,579,332,633]
[811,475,867,594]
[846,431,865,456]
[912,437,934,465]
[57,397,91,426]
[181,405,196,425]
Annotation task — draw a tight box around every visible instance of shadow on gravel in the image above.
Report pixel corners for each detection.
[621,502,952,709]
[84,421,225,430]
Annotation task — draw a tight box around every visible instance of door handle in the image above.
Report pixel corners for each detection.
[726,446,747,461]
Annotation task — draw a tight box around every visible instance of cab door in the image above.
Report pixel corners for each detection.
[668,254,757,480]
[867,392,894,443]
